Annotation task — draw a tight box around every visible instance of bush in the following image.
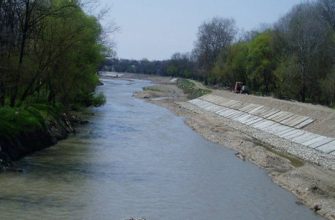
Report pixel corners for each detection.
[0,107,45,138]
[91,92,106,107]
[177,79,211,99]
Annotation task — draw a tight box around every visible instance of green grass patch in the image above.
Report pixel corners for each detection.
[177,79,211,99]
[0,107,45,138]
[254,139,304,167]
[143,86,162,92]
[0,103,64,139]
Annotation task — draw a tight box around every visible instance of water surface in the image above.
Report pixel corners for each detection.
[0,79,322,220]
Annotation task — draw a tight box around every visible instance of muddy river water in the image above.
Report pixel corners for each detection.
[0,79,323,220]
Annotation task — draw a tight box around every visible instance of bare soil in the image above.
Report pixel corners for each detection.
[121,73,335,220]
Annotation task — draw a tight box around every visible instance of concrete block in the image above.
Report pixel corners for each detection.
[229,102,245,109]
[282,115,309,127]
[267,111,287,120]
[276,127,296,136]
[308,137,334,149]
[316,140,335,153]
[215,107,229,114]
[244,116,263,125]
[272,112,295,123]
[302,136,327,146]
[280,115,300,124]
[244,105,263,113]
[226,111,244,119]
[248,106,266,114]
[251,107,272,117]
[202,103,215,110]
[216,98,234,107]
[291,132,320,144]
[230,112,249,120]
[217,109,235,117]
[253,120,276,130]
[282,130,305,139]
[295,118,314,129]
[277,129,299,138]
[268,124,291,135]
[224,100,241,107]
[236,115,254,123]
[206,105,222,113]
[240,104,259,112]
[222,109,239,117]
[262,109,281,118]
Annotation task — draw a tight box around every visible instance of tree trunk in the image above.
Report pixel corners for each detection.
[11,0,30,107]
[0,82,5,106]
[300,63,306,102]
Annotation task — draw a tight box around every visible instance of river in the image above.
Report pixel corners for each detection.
[0,78,322,220]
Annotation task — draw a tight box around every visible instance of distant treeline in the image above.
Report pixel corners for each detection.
[104,55,194,78]
[105,0,335,106]
[0,0,105,108]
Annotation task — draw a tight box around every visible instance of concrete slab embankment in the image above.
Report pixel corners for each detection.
[183,94,335,170]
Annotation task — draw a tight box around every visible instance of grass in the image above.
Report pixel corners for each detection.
[177,78,211,99]
[253,139,304,167]
[0,107,44,138]
[0,104,63,139]
[143,86,162,92]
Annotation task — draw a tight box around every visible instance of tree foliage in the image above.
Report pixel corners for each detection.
[274,1,335,103]
[246,31,277,95]
[212,42,248,88]
[0,0,105,108]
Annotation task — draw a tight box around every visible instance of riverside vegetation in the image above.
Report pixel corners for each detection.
[0,0,107,170]
[105,0,335,107]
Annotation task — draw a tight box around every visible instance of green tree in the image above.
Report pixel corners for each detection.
[0,0,106,108]
[246,31,277,95]
[212,42,248,88]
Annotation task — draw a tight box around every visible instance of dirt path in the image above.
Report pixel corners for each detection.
[119,73,335,220]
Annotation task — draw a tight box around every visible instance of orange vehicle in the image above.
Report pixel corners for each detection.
[234,82,249,94]
[234,82,242,93]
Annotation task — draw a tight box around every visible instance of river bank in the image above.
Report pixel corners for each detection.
[0,109,87,172]
[122,73,335,220]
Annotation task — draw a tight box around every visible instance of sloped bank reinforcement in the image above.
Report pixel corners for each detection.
[182,94,335,170]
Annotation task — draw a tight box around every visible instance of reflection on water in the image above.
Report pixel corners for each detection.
[0,79,322,220]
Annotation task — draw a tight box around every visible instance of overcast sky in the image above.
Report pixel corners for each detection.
[100,0,303,60]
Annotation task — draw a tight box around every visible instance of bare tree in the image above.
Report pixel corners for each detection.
[193,17,237,79]
[275,2,329,102]
[319,0,335,29]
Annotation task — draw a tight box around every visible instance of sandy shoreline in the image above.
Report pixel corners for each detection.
[117,73,335,220]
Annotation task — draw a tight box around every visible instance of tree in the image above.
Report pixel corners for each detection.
[212,42,248,88]
[319,0,335,30]
[247,31,277,95]
[275,2,331,102]
[166,53,194,78]
[193,17,237,81]
[0,0,107,108]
